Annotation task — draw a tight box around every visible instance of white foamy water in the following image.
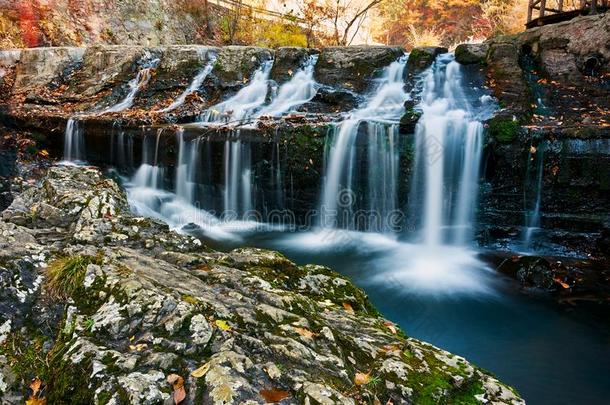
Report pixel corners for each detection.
[126,129,267,241]
[522,141,545,250]
[101,54,160,114]
[256,54,319,118]
[200,60,273,124]
[319,56,408,230]
[61,118,85,164]
[276,228,495,295]
[159,55,216,113]
[410,54,484,246]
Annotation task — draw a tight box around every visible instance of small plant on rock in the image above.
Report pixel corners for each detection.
[45,255,102,300]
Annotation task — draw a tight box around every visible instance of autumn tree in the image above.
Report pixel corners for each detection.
[298,0,328,47]
[372,0,529,49]
[322,0,384,46]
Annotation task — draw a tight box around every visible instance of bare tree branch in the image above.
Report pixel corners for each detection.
[340,0,383,45]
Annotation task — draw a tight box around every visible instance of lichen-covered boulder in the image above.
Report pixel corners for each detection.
[210,46,274,89]
[0,165,525,404]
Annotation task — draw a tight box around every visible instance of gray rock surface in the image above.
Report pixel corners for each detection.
[0,165,524,404]
[455,43,489,65]
[315,46,405,92]
[407,46,448,73]
[12,47,85,95]
[271,47,319,84]
[212,46,274,89]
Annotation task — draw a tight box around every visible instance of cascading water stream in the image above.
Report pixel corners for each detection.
[223,133,253,218]
[410,54,484,246]
[127,130,222,234]
[62,118,85,163]
[175,129,201,204]
[319,56,408,231]
[159,55,216,113]
[522,142,545,250]
[101,54,160,114]
[256,54,319,118]
[63,54,160,163]
[200,60,273,124]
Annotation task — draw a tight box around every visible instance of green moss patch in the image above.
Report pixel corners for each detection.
[488,117,520,143]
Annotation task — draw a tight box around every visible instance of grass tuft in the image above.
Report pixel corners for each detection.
[45,255,102,299]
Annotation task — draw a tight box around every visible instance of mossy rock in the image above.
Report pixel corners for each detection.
[400,108,422,133]
[407,47,448,74]
[487,117,520,143]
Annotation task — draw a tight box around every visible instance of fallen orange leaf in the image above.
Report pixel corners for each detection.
[167,374,186,404]
[383,321,397,334]
[354,372,371,385]
[260,387,291,403]
[294,327,316,339]
[554,278,570,289]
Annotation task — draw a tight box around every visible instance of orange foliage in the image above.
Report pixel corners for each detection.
[373,0,530,48]
[16,0,41,47]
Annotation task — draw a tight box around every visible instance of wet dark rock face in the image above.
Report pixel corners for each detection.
[0,134,16,211]
[454,14,610,266]
[455,43,489,65]
[271,47,319,84]
[314,46,405,92]
[406,46,449,74]
[0,165,524,404]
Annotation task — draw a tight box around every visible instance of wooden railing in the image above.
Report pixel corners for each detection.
[214,0,305,24]
[527,0,609,23]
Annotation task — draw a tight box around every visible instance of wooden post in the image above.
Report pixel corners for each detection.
[527,0,534,22]
[558,0,563,12]
[591,0,598,13]
[540,0,547,17]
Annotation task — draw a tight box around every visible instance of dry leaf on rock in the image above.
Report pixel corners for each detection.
[383,321,397,334]
[294,327,316,339]
[354,372,371,385]
[192,362,211,378]
[260,387,291,403]
[215,319,231,331]
[167,374,186,404]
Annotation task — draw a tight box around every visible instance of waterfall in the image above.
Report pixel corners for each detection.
[128,132,167,215]
[522,142,545,250]
[62,118,85,163]
[319,56,408,231]
[367,123,400,232]
[175,129,201,204]
[223,133,253,218]
[271,129,284,208]
[101,55,160,114]
[256,54,319,118]
[159,56,216,113]
[410,54,484,246]
[125,129,248,241]
[110,128,134,169]
[200,60,273,124]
